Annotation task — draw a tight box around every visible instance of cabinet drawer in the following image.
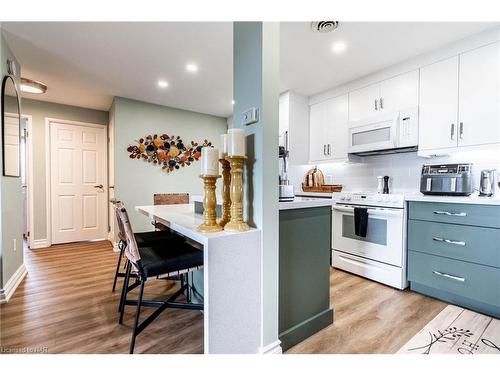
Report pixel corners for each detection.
[408,251,500,307]
[408,219,500,268]
[409,201,500,228]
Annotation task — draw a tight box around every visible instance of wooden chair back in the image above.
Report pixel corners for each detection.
[153,193,189,205]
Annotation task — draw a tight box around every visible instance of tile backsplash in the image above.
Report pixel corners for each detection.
[290,149,500,194]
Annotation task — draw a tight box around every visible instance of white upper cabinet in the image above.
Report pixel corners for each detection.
[348,70,419,123]
[419,56,459,151]
[348,84,380,122]
[309,100,329,162]
[458,42,500,147]
[309,94,349,162]
[379,70,419,113]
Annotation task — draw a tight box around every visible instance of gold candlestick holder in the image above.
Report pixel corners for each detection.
[197,174,223,233]
[218,158,232,227]
[224,155,250,232]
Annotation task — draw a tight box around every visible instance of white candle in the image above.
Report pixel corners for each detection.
[227,128,245,156]
[219,134,228,159]
[200,147,219,176]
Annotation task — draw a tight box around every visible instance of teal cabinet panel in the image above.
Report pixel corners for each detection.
[408,219,500,268]
[408,251,500,307]
[279,206,333,351]
[408,201,500,228]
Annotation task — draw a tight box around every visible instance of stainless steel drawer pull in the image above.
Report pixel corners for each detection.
[432,237,466,246]
[432,270,465,282]
[433,210,467,217]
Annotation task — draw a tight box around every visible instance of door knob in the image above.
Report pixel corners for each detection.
[94,184,104,189]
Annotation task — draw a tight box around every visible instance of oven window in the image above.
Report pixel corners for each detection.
[341,215,387,245]
[352,127,391,146]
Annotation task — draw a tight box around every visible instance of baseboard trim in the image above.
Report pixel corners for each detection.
[0,263,28,304]
[259,340,283,354]
[31,238,49,249]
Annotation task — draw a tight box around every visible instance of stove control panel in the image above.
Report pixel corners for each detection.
[332,192,405,208]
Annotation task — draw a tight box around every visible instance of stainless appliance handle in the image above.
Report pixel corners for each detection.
[374,99,378,110]
[450,123,455,140]
[459,122,464,139]
[432,237,466,246]
[433,210,467,217]
[432,270,465,283]
[332,205,403,217]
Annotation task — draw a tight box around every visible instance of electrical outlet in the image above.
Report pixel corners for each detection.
[13,238,17,252]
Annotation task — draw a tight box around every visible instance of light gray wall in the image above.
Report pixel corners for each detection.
[1,30,23,288]
[233,22,280,348]
[21,98,109,242]
[113,97,228,232]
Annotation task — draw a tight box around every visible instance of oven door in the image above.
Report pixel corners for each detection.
[332,205,404,267]
[348,113,399,154]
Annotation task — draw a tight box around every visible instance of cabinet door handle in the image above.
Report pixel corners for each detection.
[433,210,467,217]
[459,122,464,139]
[327,144,331,155]
[374,99,378,110]
[432,237,466,246]
[432,270,465,283]
[450,123,455,140]
[323,144,326,155]
[379,97,384,109]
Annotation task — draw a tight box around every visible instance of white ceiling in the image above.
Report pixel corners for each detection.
[3,22,498,117]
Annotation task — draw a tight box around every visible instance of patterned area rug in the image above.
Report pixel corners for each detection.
[398,305,500,354]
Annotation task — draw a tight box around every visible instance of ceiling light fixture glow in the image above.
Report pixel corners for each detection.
[20,78,47,94]
[231,100,235,105]
[331,41,347,53]
[157,80,169,88]
[186,63,199,72]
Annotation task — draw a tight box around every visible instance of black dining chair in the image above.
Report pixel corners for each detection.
[115,203,204,354]
[110,198,185,293]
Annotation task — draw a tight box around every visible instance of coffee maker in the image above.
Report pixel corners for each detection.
[279,131,294,202]
[479,169,496,197]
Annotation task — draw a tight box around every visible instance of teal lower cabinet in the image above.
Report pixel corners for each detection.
[408,202,500,318]
[279,206,334,351]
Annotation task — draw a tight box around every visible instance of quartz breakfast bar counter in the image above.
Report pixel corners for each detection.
[136,204,262,354]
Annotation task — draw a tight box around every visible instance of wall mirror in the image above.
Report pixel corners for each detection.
[2,75,21,177]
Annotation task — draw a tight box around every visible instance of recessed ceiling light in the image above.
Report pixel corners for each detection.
[186,63,198,73]
[157,80,169,88]
[331,41,347,53]
[231,100,235,105]
[20,78,47,94]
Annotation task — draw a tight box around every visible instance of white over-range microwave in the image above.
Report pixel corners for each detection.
[348,107,419,156]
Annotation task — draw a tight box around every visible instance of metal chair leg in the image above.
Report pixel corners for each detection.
[119,261,132,321]
[130,280,145,354]
[112,242,125,292]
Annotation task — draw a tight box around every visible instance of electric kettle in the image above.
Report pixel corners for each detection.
[479,169,496,197]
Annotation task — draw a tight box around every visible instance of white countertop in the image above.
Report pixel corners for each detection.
[136,204,260,246]
[279,197,332,210]
[404,192,500,206]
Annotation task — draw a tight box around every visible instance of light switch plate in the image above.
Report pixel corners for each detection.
[241,107,259,126]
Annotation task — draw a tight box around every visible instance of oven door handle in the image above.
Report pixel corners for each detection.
[332,205,403,217]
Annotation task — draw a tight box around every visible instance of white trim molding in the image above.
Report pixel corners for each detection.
[30,238,49,249]
[259,340,282,354]
[0,263,27,304]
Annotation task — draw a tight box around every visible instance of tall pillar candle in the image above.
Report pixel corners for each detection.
[227,128,246,156]
[200,147,219,176]
[219,134,228,159]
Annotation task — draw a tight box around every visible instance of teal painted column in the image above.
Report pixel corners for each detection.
[233,22,280,350]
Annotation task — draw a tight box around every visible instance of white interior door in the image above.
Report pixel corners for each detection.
[50,121,107,244]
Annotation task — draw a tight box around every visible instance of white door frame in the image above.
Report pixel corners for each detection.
[45,117,108,247]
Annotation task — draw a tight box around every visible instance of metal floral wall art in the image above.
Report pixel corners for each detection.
[127,133,212,173]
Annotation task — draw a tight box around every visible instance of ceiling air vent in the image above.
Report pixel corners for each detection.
[310,21,339,33]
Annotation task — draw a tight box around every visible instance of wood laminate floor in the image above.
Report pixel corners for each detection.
[1,241,446,354]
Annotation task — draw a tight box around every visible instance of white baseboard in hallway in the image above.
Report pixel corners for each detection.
[31,238,49,249]
[0,263,27,304]
[398,305,500,354]
[260,340,283,354]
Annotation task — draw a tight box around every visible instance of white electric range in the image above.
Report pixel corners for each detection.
[331,192,408,290]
